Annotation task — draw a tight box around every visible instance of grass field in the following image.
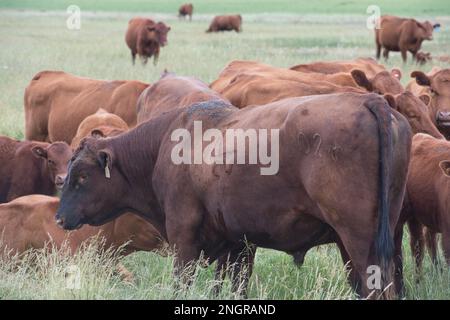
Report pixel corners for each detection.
[0,0,450,299]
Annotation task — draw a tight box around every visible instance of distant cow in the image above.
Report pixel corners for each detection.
[0,195,164,257]
[206,15,242,33]
[178,3,193,21]
[137,72,227,123]
[407,68,450,138]
[24,70,149,144]
[57,93,412,298]
[398,133,450,276]
[71,109,129,149]
[375,15,440,62]
[0,136,71,202]
[125,18,171,65]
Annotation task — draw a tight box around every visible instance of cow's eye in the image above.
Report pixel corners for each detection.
[78,174,88,185]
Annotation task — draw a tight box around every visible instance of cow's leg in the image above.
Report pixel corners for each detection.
[400,48,408,63]
[425,228,439,265]
[382,48,390,60]
[213,244,256,298]
[376,43,381,60]
[407,216,424,276]
[165,201,203,290]
[131,52,136,65]
[393,222,405,297]
[442,227,450,266]
[336,239,361,293]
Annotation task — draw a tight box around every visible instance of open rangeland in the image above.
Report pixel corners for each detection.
[0,0,450,299]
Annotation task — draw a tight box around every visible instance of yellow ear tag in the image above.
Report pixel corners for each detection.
[105,166,111,179]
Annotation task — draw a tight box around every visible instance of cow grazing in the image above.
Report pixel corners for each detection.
[375,15,440,62]
[0,136,71,202]
[206,15,242,33]
[56,93,411,298]
[24,70,149,144]
[71,109,129,149]
[407,68,450,139]
[0,195,164,258]
[137,72,228,123]
[178,3,193,21]
[398,133,450,276]
[125,18,171,65]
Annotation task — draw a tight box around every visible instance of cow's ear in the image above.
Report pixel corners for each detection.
[391,68,402,80]
[419,94,431,106]
[439,160,450,177]
[31,145,48,159]
[351,69,373,91]
[91,129,105,139]
[384,94,397,110]
[411,71,431,86]
[97,149,113,179]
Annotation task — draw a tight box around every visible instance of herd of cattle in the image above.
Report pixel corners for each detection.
[1,9,450,299]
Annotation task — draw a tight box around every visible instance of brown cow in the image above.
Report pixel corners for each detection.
[289,58,404,94]
[397,133,450,278]
[290,57,386,76]
[24,70,149,144]
[211,60,404,96]
[137,72,228,124]
[137,72,252,295]
[0,136,71,202]
[0,195,164,257]
[206,15,242,33]
[211,61,440,138]
[56,93,412,299]
[375,15,440,62]
[217,73,363,108]
[178,3,193,21]
[125,18,171,65]
[383,92,443,139]
[71,109,129,149]
[408,68,450,139]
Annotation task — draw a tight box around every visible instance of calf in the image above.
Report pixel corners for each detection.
[0,136,71,202]
[0,195,164,257]
[125,18,171,65]
[71,108,129,149]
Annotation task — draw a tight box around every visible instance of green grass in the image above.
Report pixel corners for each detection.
[1,0,450,15]
[0,2,450,299]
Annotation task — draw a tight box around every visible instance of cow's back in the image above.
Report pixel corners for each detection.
[24,71,99,142]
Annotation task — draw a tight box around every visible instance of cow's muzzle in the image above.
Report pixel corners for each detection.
[55,174,67,189]
[436,111,450,126]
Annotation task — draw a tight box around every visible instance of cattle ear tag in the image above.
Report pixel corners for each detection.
[105,166,111,179]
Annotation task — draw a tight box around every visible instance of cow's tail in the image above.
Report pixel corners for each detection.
[363,95,394,293]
